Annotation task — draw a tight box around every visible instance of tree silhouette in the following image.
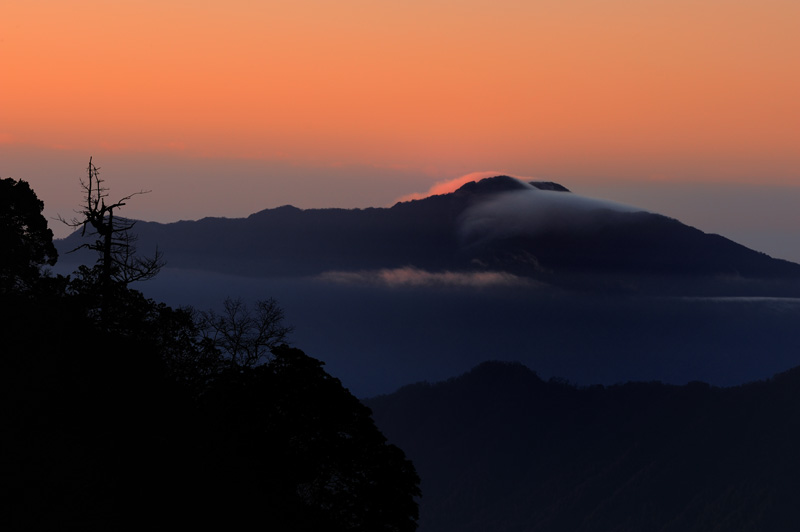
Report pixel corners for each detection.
[197,297,293,367]
[194,345,421,531]
[4,176,421,531]
[60,157,165,286]
[0,177,57,293]
[60,158,165,323]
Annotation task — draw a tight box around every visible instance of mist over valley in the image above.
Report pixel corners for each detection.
[55,176,800,397]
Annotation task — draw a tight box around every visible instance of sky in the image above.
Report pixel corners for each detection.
[3,0,800,261]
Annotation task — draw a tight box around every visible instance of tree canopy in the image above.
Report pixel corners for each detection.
[1,173,420,531]
[0,177,57,292]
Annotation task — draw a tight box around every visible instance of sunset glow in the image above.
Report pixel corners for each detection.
[4,1,798,174]
[3,1,800,259]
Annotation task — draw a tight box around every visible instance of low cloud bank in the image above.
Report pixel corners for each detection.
[460,180,647,245]
[396,173,648,245]
[317,267,531,288]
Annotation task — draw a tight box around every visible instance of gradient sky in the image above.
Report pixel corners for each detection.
[3,1,800,260]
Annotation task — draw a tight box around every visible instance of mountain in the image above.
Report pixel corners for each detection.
[365,361,800,532]
[57,176,800,295]
[53,176,800,396]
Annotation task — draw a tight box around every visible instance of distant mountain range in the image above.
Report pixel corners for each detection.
[57,176,800,295]
[50,176,800,532]
[366,360,800,532]
[54,175,800,396]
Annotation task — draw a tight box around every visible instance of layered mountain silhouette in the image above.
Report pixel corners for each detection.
[366,360,800,532]
[57,176,800,295]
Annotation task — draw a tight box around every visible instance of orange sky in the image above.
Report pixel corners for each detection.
[3,0,798,177]
[2,1,800,259]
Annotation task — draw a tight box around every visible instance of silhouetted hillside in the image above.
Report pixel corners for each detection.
[57,176,800,295]
[2,176,420,531]
[366,362,800,532]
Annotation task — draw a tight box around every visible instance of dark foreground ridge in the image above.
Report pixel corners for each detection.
[366,360,800,532]
[2,174,420,531]
[2,291,421,531]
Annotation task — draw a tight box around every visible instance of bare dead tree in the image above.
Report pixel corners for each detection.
[58,158,165,327]
[60,157,165,287]
[198,297,293,367]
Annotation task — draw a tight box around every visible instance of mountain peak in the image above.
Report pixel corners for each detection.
[452,175,571,197]
[453,175,530,195]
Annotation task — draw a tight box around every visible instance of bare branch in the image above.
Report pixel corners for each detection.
[197,297,293,367]
[59,157,165,287]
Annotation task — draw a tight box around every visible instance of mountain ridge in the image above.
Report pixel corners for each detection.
[365,360,800,531]
[50,176,800,396]
[56,176,800,295]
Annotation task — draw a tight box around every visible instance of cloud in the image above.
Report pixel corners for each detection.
[459,184,647,245]
[318,267,532,288]
[394,171,532,203]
